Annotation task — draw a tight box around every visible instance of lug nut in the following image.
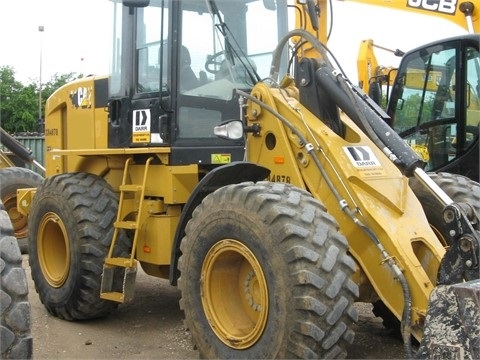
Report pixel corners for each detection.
[443,208,455,223]
[459,236,473,252]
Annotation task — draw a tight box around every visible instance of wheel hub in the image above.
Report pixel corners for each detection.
[4,193,28,238]
[244,269,262,312]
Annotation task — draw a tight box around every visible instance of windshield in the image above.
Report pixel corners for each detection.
[111,0,288,99]
[388,41,480,171]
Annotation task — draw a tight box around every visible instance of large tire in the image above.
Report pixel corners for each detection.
[28,172,129,320]
[0,167,43,254]
[373,172,480,336]
[178,181,359,359]
[409,172,480,245]
[0,200,33,359]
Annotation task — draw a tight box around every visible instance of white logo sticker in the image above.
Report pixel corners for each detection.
[344,146,381,167]
[132,109,151,133]
[407,0,457,15]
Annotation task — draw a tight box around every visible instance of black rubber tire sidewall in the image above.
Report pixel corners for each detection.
[179,181,358,359]
[28,172,128,320]
[0,167,43,253]
[409,172,480,244]
[0,200,33,359]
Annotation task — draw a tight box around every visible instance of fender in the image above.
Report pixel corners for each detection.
[168,161,270,284]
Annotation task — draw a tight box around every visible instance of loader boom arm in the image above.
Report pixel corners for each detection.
[244,23,480,355]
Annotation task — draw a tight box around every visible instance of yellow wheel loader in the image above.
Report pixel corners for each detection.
[16,0,479,358]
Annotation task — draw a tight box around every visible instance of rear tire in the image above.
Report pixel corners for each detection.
[0,200,33,359]
[0,167,43,254]
[409,172,480,245]
[28,172,129,320]
[179,181,358,359]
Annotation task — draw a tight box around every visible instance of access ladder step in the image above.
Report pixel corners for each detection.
[100,291,126,303]
[100,262,137,303]
[104,257,135,267]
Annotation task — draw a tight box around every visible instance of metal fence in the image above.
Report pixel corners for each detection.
[1,135,45,175]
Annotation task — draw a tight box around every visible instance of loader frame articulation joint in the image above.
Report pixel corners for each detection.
[438,203,480,284]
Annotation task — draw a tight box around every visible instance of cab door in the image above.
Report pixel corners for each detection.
[388,36,479,181]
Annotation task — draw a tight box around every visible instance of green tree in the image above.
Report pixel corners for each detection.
[0,66,81,134]
[0,66,38,133]
[42,72,79,107]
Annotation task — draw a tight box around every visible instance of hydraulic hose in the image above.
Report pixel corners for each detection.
[271,29,425,176]
[314,66,425,176]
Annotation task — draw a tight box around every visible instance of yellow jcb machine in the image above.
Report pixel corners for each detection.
[355,0,479,181]
[17,0,479,358]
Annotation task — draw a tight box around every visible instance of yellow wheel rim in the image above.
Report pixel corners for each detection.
[3,193,28,239]
[38,212,70,287]
[201,239,268,349]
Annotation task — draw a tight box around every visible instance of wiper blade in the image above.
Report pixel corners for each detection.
[206,0,261,84]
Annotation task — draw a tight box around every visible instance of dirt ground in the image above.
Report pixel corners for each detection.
[24,255,407,360]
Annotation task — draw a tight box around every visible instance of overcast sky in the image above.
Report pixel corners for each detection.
[0,0,113,84]
[0,0,468,85]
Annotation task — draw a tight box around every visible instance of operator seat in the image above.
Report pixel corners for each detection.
[180,46,199,91]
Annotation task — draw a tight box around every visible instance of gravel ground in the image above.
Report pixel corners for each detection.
[24,255,407,359]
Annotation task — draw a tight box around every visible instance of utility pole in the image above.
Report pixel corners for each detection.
[38,25,44,133]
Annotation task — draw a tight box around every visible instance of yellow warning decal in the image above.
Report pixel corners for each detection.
[132,109,151,143]
[211,154,231,164]
[133,132,151,143]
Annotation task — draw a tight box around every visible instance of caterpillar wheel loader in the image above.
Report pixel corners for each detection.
[16,0,480,358]
[354,0,480,182]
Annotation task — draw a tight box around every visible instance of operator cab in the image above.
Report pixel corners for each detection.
[108,0,288,165]
[387,34,480,181]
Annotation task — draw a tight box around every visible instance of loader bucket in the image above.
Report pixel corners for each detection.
[415,280,480,360]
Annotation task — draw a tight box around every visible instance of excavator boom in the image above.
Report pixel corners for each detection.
[342,0,479,33]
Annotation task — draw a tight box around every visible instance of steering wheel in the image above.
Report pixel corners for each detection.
[205,51,225,74]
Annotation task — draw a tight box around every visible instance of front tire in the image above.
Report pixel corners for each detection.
[28,172,128,320]
[178,182,358,358]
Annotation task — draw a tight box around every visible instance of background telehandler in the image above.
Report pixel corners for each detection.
[354,0,479,181]
[15,0,480,358]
